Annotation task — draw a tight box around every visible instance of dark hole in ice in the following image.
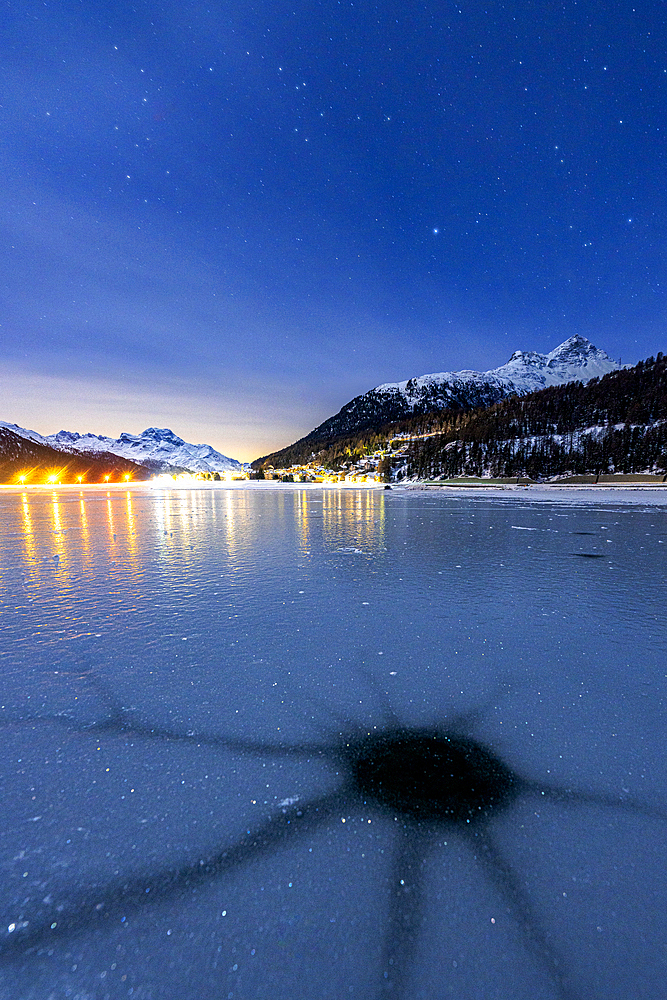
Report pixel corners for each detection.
[573,553,605,558]
[350,730,517,823]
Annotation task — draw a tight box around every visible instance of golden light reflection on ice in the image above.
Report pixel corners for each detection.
[321,488,385,552]
[49,491,67,564]
[20,491,36,565]
[295,490,310,555]
[123,491,139,571]
[78,492,91,563]
[105,492,115,543]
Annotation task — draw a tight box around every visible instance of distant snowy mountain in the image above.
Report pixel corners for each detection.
[0,423,241,474]
[46,427,242,474]
[0,422,150,481]
[307,336,620,442]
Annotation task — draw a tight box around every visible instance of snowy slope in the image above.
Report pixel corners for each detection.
[47,427,242,474]
[0,423,241,474]
[0,420,47,447]
[300,336,622,444]
[378,335,620,400]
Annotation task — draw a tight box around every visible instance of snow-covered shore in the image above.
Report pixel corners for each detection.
[404,482,667,505]
[5,478,667,506]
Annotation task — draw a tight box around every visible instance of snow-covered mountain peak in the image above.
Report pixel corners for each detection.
[38,426,241,473]
[484,336,619,390]
[375,336,619,398]
[297,336,624,447]
[548,333,599,361]
[506,349,545,365]
[54,427,242,473]
[122,427,183,445]
[114,427,191,455]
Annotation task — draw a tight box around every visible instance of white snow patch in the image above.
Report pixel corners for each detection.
[373,335,622,403]
[0,423,242,474]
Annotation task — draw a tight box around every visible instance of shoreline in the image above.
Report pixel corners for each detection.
[402,482,667,505]
[3,478,667,505]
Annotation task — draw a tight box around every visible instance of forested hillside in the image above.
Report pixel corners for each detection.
[404,353,667,480]
[253,352,667,479]
[253,336,619,470]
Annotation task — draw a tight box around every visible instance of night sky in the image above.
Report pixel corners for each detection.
[2,1,665,461]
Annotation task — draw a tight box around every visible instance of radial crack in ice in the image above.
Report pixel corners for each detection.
[1,683,665,1000]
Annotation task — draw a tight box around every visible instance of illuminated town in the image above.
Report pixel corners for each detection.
[4,438,410,487]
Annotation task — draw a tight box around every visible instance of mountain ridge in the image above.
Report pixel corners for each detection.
[0,423,241,475]
[403,351,667,481]
[0,424,150,483]
[254,335,622,468]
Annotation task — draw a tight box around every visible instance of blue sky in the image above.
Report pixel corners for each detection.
[2,1,665,460]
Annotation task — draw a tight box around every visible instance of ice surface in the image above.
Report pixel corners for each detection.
[0,484,665,999]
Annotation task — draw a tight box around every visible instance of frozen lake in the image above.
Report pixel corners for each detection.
[0,483,665,1000]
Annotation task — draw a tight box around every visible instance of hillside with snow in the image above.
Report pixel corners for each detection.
[403,351,667,481]
[255,335,622,468]
[46,427,242,474]
[0,423,149,483]
[319,335,620,437]
[377,334,617,398]
[0,424,242,476]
